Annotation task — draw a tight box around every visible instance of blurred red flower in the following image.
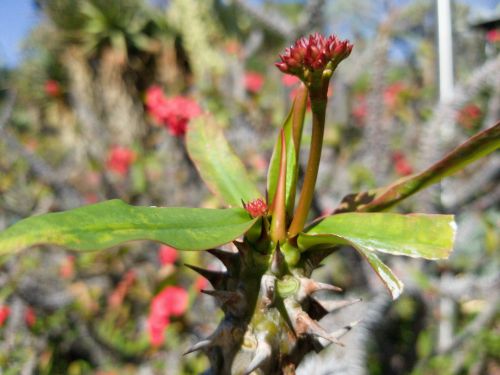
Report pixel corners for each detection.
[486,29,500,43]
[352,95,367,124]
[45,80,61,97]
[25,307,37,328]
[195,275,208,292]
[392,151,413,176]
[148,313,170,347]
[457,104,482,129]
[244,72,264,93]
[158,245,178,266]
[0,306,10,327]
[383,82,405,109]
[59,255,75,279]
[106,146,135,176]
[145,86,201,136]
[108,270,136,308]
[148,286,189,346]
[281,74,300,87]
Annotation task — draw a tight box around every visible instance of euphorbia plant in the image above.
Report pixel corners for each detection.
[1,33,499,374]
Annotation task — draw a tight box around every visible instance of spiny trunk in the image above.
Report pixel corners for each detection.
[186,241,360,374]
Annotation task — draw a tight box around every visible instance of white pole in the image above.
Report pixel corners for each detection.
[437,2,455,349]
[437,0,454,102]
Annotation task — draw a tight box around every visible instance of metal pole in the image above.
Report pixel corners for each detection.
[437,0,454,101]
[437,0,455,139]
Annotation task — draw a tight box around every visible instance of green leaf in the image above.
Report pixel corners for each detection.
[0,200,256,255]
[300,213,456,259]
[298,213,456,299]
[358,249,404,299]
[267,89,306,215]
[186,114,261,207]
[333,122,500,213]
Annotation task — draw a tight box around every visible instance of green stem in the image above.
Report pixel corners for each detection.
[288,91,327,238]
[270,130,287,243]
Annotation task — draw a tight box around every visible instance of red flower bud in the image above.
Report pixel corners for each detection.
[244,198,268,218]
[276,33,353,86]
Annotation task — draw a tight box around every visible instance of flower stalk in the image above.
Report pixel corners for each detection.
[270,130,287,243]
[276,33,353,238]
[288,93,327,238]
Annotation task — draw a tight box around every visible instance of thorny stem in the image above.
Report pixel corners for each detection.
[289,87,328,238]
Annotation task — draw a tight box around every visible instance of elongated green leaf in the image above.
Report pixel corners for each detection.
[299,213,456,259]
[0,200,256,254]
[186,114,261,207]
[298,213,456,299]
[333,122,500,213]
[267,88,307,215]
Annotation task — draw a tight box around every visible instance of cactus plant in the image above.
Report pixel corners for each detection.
[0,33,499,375]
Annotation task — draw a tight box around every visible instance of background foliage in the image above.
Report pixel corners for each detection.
[0,0,498,374]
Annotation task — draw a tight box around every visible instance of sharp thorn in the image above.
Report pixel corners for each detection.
[184,339,212,355]
[184,264,227,289]
[201,289,240,304]
[308,297,329,320]
[271,243,285,276]
[201,289,246,316]
[315,298,362,313]
[296,311,344,345]
[300,277,342,296]
[302,248,336,271]
[233,241,248,255]
[207,248,239,271]
[313,281,343,293]
[243,341,272,375]
[329,319,362,341]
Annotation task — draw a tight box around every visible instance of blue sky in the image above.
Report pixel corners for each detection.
[0,0,497,67]
[0,0,40,67]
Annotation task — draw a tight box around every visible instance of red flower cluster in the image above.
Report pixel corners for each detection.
[457,104,482,129]
[392,151,413,176]
[0,305,10,327]
[148,286,188,347]
[244,72,264,93]
[276,33,353,78]
[45,80,61,97]
[158,245,178,266]
[145,86,201,136]
[244,198,268,218]
[106,146,135,176]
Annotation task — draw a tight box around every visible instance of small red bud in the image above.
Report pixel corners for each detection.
[244,198,268,218]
